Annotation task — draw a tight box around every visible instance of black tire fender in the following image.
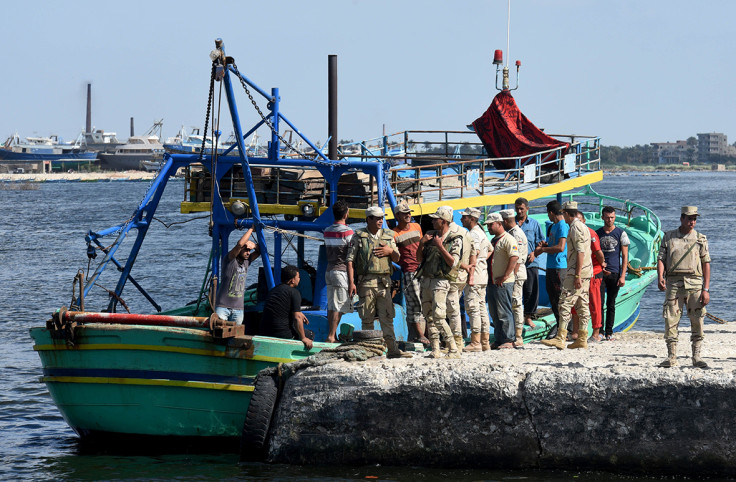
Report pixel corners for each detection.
[240,372,279,462]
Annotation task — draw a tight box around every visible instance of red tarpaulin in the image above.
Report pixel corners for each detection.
[472,90,568,170]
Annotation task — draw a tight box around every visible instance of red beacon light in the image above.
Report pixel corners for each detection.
[515,60,521,67]
[493,49,503,65]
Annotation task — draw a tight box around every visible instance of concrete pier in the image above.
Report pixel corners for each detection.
[267,323,736,476]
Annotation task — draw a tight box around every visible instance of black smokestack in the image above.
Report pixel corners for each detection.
[130,117,134,137]
[86,83,92,134]
[328,55,337,161]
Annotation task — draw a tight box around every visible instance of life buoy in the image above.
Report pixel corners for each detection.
[240,372,279,462]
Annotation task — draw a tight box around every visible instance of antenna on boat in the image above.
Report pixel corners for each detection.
[495,0,521,92]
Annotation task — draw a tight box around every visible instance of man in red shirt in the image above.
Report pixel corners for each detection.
[572,212,606,341]
[393,201,429,345]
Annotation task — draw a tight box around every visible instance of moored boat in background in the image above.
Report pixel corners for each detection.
[97,120,164,171]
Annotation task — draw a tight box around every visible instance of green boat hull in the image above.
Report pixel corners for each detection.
[30,323,330,438]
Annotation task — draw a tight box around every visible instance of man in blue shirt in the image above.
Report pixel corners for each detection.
[534,200,568,329]
[515,197,545,328]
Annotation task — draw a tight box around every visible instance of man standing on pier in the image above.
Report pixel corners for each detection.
[446,216,475,351]
[323,200,354,343]
[541,201,592,350]
[534,201,568,332]
[392,200,429,346]
[460,207,492,351]
[416,206,462,358]
[657,206,711,369]
[347,206,409,358]
[597,206,630,341]
[501,209,528,348]
[515,198,545,328]
[486,212,518,349]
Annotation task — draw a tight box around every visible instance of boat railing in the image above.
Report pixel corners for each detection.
[551,185,663,267]
[183,131,600,213]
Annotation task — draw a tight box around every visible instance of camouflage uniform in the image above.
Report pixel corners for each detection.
[658,222,710,367]
[446,222,473,342]
[417,229,463,355]
[543,215,592,349]
[508,224,528,336]
[464,224,492,335]
[347,227,399,346]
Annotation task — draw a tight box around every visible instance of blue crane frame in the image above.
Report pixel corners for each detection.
[83,38,399,313]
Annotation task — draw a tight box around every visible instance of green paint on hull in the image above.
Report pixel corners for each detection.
[31,324,333,438]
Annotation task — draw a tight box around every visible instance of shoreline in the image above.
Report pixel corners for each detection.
[0,171,159,182]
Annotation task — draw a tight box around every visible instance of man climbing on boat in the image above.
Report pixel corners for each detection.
[347,206,410,358]
[323,200,354,343]
[416,206,462,358]
[460,207,492,352]
[214,227,259,324]
[486,212,518,349]
[657,206,711,369]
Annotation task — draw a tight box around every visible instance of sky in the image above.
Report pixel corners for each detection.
[1,0,735,148]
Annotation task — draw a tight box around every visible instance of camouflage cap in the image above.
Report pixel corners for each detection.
[366,206,384,217]
[562,201,578,210]
[681,206,700,216]
[429,205,453,222]
[499,209,516,219]
[485,212,503,224]
[461,207,481,219]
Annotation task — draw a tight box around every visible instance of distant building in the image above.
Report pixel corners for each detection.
[697,132,736,161]
[651,140,693,164]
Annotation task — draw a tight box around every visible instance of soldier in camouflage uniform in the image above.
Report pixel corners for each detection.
[461,207,492,351]
[657,206,711,368]
[446,215,475,351]
[501,209,528,348]
[416,206,463,358]
[347,206,410,358]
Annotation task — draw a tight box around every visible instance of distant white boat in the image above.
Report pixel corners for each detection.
[97,121,165,171]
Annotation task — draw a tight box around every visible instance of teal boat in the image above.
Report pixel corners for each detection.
[30,38,660,443]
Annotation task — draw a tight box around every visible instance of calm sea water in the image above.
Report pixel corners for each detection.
[1,171,733,480]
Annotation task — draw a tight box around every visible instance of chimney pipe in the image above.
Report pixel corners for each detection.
[130,117,135,137]
[86,84,92,134]
[328,55,337,161]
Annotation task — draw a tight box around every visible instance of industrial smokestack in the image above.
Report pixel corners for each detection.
[130,117,135,137]
[86,84,92,134]
[328,55,337,161]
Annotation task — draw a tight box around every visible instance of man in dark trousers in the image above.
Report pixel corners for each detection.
[596,206,630,341]
[260,265,313,350]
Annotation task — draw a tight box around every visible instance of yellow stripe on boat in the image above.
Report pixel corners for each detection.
[33,343,297,363]
[41,376,255,392]
[180,171,603,219]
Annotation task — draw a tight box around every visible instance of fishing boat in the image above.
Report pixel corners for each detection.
[30,38,661,444]
[97,121,165,171]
